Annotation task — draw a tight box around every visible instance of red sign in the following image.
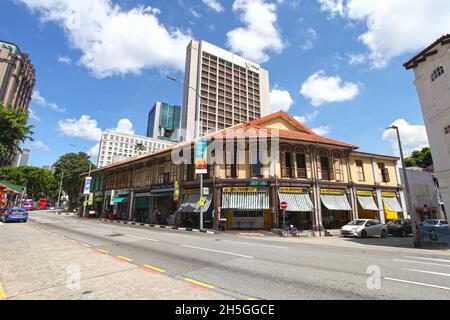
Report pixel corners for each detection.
[280,201,288,210]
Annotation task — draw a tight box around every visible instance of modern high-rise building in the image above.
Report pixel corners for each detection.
[182,40,270,141]
[147,101,181,142]
[0,40,35,111]
[404,34,450,216]
[97,130,175,168]
[12,148,30,167]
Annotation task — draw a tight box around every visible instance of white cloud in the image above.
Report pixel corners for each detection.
[295,110,319,124]
[28,108,40,121]
[227,0,284,63]
[203,0,225,12]
[318,0,450,68]
[382,119,429,156]
[57,55,72,65]
[32,90,66,112]
[114,119,135,135]
[270,89,293,112]
[347,53,366,65]
[301,28,318,51]
[27,140,50,152]
[17,0,192,78]
[300,70,360,106]
[58,115,103,141]
[312,126,331,136]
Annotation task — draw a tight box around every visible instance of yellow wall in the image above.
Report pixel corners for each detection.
[259,118,301,132]
[349,156,375,184]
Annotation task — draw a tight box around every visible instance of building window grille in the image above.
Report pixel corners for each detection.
[355,160,365,182]
[431,66,444,82]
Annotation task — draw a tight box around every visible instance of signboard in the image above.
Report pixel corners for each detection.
[110,190,116,205]
[280,201,288,210]
[223,187,268,193]
[83,177,92,195]
[195,140,208,174]
[279,187,308,194]
[356,190,376,197]
[199,197,206,207]
[382,191,398,198]
[88,193,94,206]
[250,181,268,187]
[174,181,181,202]
[320,189,346,195]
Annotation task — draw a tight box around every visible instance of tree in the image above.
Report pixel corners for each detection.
[405,147,433,168]
[53,153,96,209]
[0,166,58,200]
[0,102,34,160]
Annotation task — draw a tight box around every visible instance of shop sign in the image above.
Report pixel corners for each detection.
[110,190,116,205]
[279,187,308,194]
[356,190,376,197]
[83,177,92,195]
[88,193,94,206]
[382,191,398,198]
[174,181,181,202]
[223,187,268,193]
[185,189,201,195]
[195,140,208,174]
[199,197,206,207]
[250,181,268,187]
[320,189,345,195]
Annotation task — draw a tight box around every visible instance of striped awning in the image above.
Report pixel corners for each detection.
[383,197,403,212]
[357,196,379,211]
[222,192,269,211]
[278,193,314,212]
[178,194,213,213]
[320,194,352,211]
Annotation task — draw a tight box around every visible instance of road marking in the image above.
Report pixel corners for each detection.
[247,298,258,300]
[116,256,133,263]
[384,277,450,291]
[181,244,254,259]
[405,256,450,264]
[0,283,5,300]
[184,278,215,289]
[394,259,450,268]
[221,240,288,250]
[125,234,159,242]
[81,243,91,248]
[142,265,166,273]
[96,249,109,254]
[405,269,450,277]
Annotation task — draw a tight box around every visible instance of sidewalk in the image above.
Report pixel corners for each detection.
[0,222,230,300]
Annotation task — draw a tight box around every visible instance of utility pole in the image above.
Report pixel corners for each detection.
[53,166,64,214]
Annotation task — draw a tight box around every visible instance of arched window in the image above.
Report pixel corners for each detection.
[318,150,333,181]
[281,145,293,178]
[431,66,445,82]
[294,146,308,179]
[332,151,344,182]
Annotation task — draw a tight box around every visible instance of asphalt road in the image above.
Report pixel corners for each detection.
[4,210,450,300]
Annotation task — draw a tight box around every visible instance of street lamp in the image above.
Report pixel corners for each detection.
[386,125,417,224]
[70,144,93,218]
[52,166,64,214]
[166,75,205,231]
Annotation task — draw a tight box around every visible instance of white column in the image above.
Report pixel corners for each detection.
[399,190,408,219]
[128,190,135,221]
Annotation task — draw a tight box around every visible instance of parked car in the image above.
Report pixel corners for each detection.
[341,219,388,238]
[1,207,29,223]
[422,219,449,230]
[387,219,414,237]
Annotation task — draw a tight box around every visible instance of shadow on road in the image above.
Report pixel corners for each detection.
[341,235,449,251]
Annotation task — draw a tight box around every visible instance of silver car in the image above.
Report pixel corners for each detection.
[340,219,388,238]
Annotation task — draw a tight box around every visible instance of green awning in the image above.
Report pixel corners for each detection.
[135,196,151,209]
[149,192,173,198]
[113,197,128,203]
[0,181,25,193]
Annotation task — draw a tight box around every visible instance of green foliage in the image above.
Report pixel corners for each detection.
[405,147,433,168]
[53,152,96,209]
[0,102,34,159]
[0,166,58,200]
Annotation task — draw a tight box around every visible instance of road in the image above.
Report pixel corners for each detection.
[1,210,450,300]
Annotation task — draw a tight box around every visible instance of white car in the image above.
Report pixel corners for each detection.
[341,219,388,238]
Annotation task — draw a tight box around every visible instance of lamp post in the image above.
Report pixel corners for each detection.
[52,166,64,214]
[386,125,417,224]
[166,75,205,231]
[70,144,93,218]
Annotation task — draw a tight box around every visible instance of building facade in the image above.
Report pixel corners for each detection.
[0,40,35,111]
[147,101,181,142]
[12,148,30,167]
[181,40,270,141]
[97,130,175,168]
[84,112,405,233]
[404,34,450,217]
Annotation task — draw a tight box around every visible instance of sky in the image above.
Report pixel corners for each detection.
[1,0,446,167]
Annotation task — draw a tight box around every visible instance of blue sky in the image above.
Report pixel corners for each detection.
[2,0,445,167]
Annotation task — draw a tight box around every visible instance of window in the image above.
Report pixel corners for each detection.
[226,142,238,178]
[378,163,390,183]
[294,146,307,179]
[332,152,344,181]
[355,160,365,182]
[281,145,292,178]
[158,159,165,184]
[431,66,445,82]
[319,150,333,181]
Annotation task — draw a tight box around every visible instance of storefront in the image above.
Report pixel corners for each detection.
[92,192,104,214]
[278,187,314,230]
[320,189,352,229]
[382,192,403,221]
[222,187,271,230]
[356,190,379,220]
[148,188,175,225]
[133,192,153,223]
[177,189,214,228]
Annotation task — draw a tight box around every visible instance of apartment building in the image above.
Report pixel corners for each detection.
[181,40,270,141]
[0,40,35,111]
[147,101,181,142]
[404,34,450,217]
[97,130,175,168]
[84,112,405,232]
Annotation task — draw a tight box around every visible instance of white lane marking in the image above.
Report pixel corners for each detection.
[384,277,450,291]
[221,240,288,250]
[404,269,450,277]
[181,244,254,259]
[394,259,450,268]
[125,234,159,242]
[405,256,450,264]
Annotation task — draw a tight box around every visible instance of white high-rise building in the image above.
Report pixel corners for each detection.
[182,40,270,141]
[97,130,175,168]
[404,34,450,217]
